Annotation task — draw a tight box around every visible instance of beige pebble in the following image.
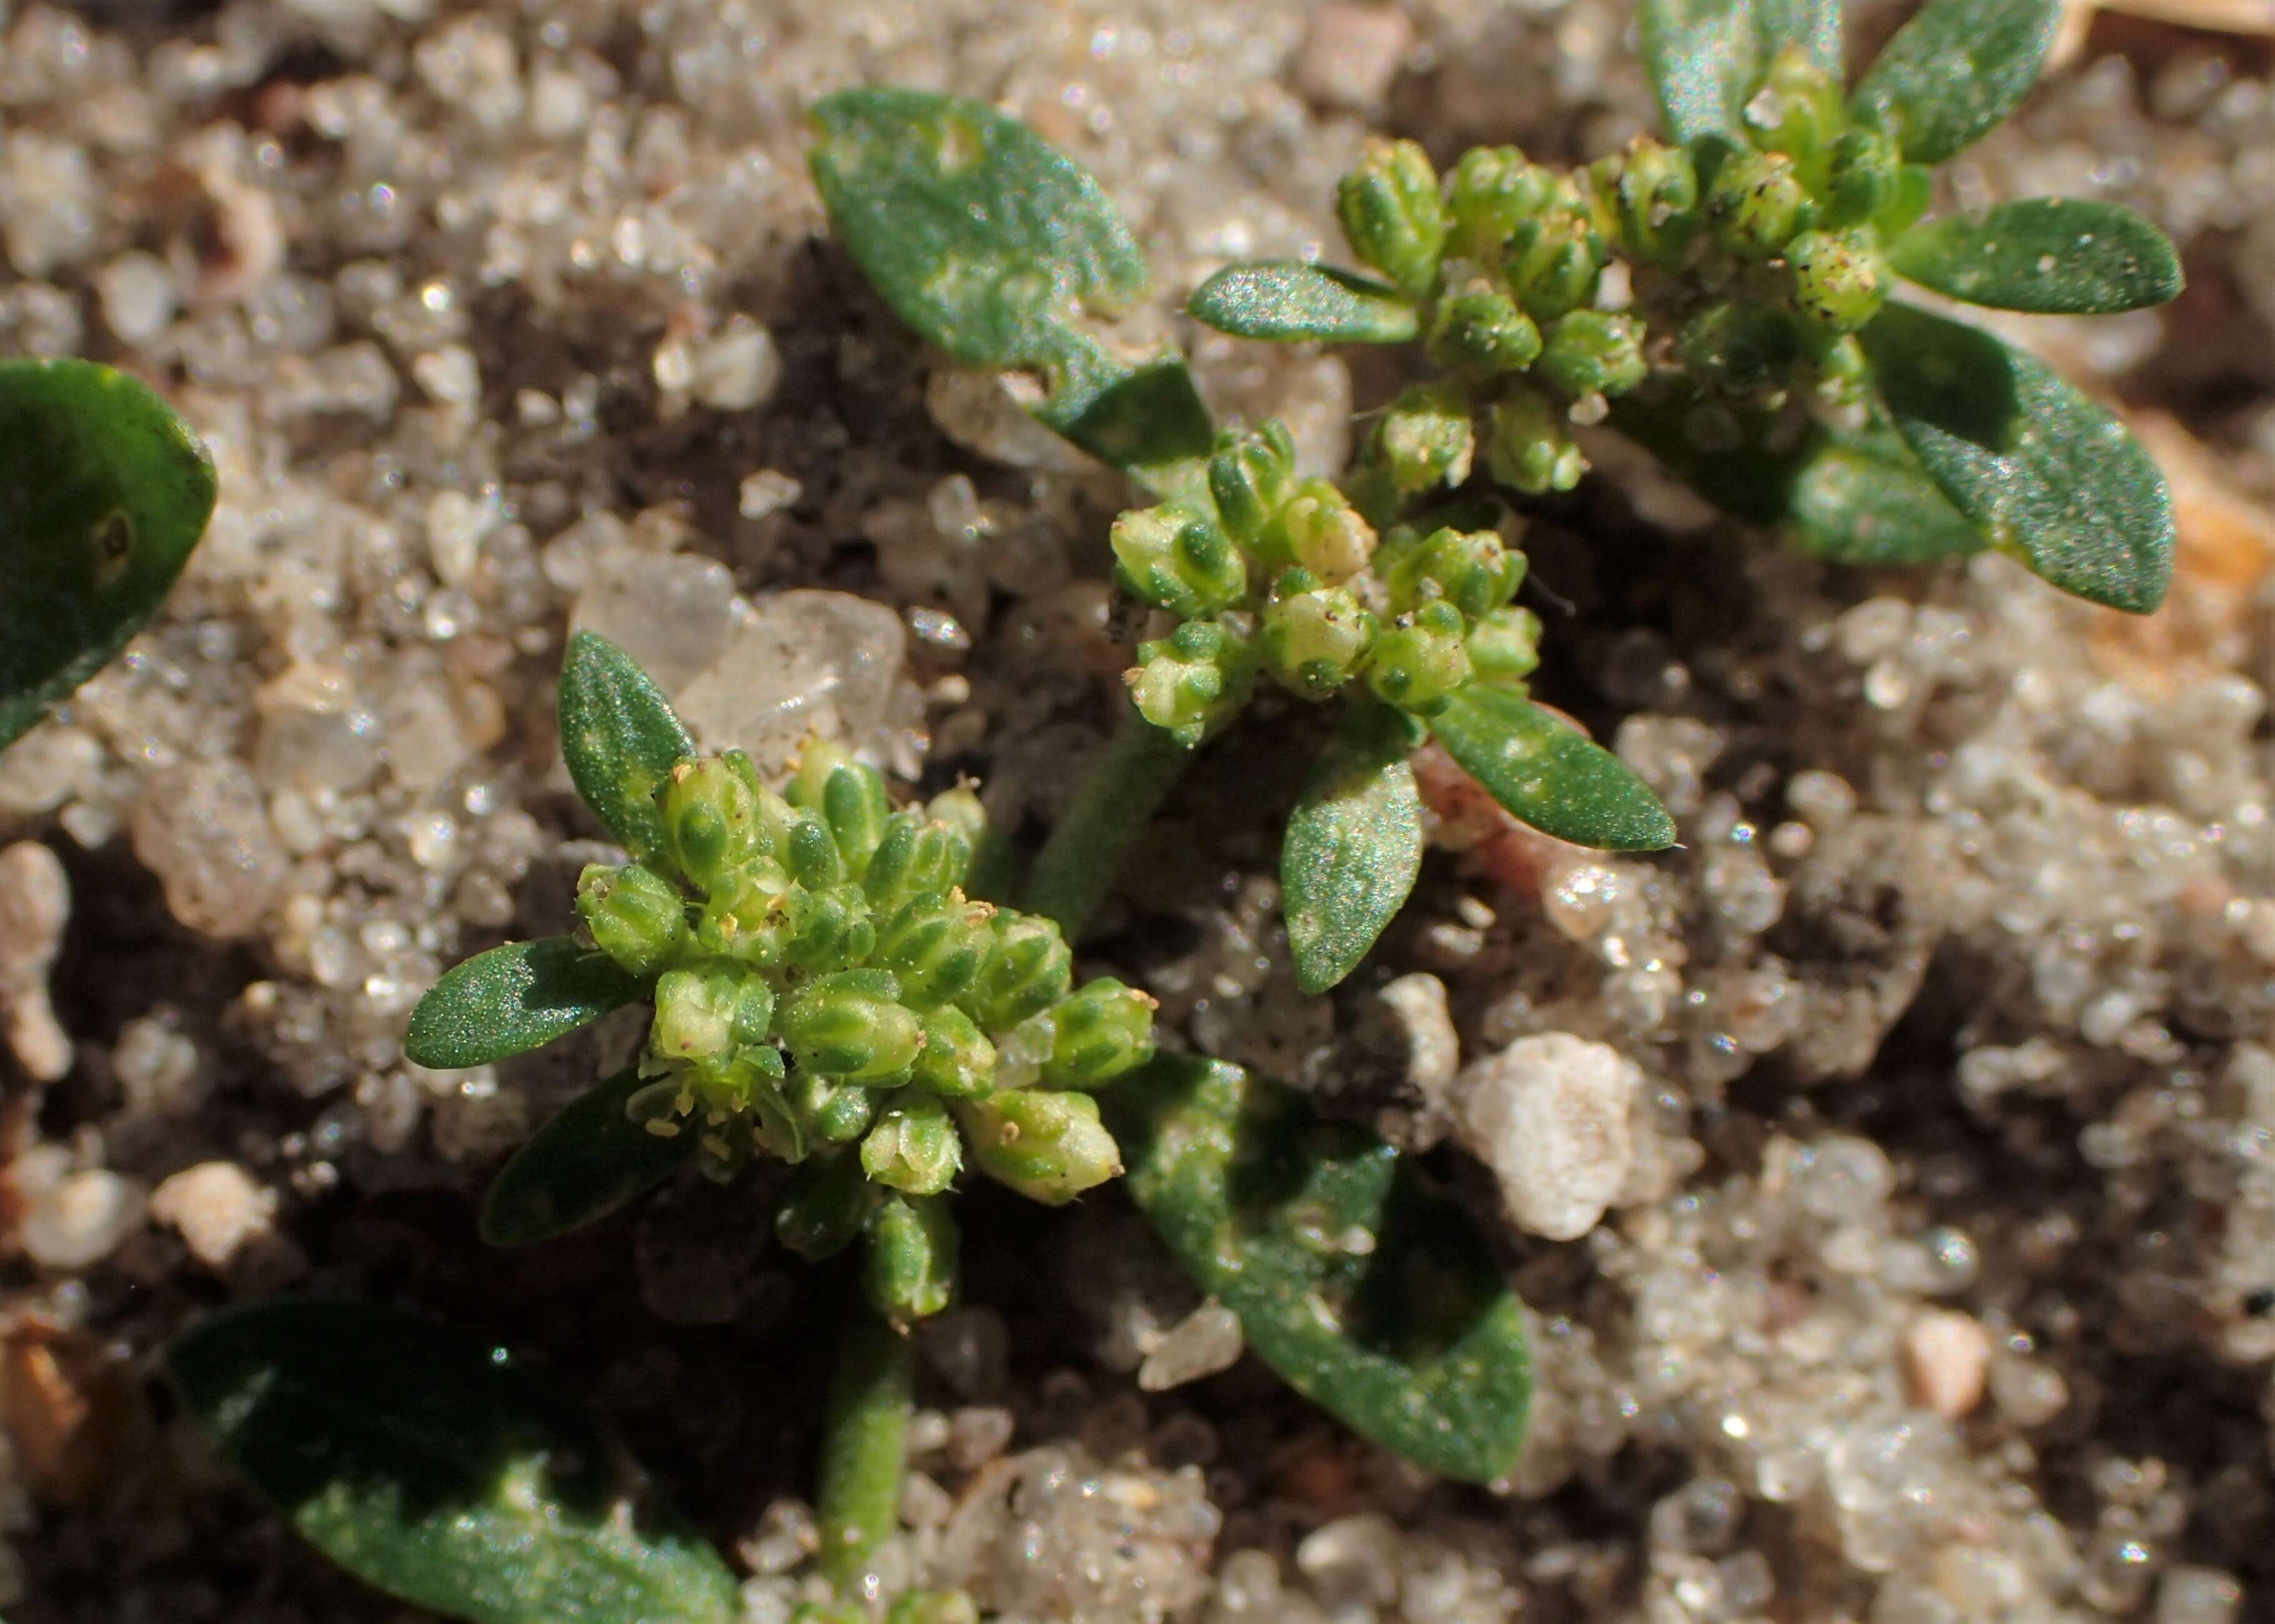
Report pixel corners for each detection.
[1456,1032,1638,1240]
[149,1161,278,1270]
[1294,3,1414,112]
[0,842,71,1081]
[1902,1310,1991,1420]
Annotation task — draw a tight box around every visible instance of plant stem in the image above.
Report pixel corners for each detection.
[1021,707,1192,939]
[816,1296,913,1598]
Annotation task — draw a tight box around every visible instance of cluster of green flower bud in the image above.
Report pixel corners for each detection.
[1316,51,1921,504]
[1331,137,1650,500]
[1582,44,1910,402]
[574,740,1155,1327]
[1112,419,1542,744]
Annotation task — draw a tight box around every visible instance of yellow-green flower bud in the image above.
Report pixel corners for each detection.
[863,810,971,915]
[1111,501,1247,618]
[866,1193,958,1327]
[576,862,689,978]
[1485,389,1586,495]
[956,1089,1122,1205]
[875,894,991,1009]
[1824,126,1900,229]
[774,1149,876,1260]
[1129,619,1256,747]
[966,914,1073,1034]
[1039,978,1157,1090]
[911,1004,996,1098]
[1207,421,1298,552]
[1594,137,1700,267]
[788,1067,879,1145]
[788,742,892,881]
[1538,311,1648,399]
[923,785,986,864]
[1706,148,1812,261]
[861,1095,962,1195]
[1259,573,1376,700]
[650,962,773,1068]
[1374,525,1526,620]
[1272,479,1378,583]
[656,757,761,893]
[1743,43,1844,192]
[1448,146,1557,261]
[1788,227,1888,332]
[1337,136,1447,299]
[1426,271,1542,374]
[1677,302,1804,392]
[1506,213,1606,322]
[1814,331,1871,406]
[783,812,844,890]
[1468,604,1544,684]
[1366,600,1473,717]
[780,968,922,1082]
[1372,381,1476,497]
[695,857,798,964]
[779,884,876,977]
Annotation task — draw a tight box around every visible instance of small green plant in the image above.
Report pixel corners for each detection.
[1193,0,2181,612]
[812,88,1677,1000]
[273,633,1531,1623]
[407,632,1154,1328]
[0,357,218,749]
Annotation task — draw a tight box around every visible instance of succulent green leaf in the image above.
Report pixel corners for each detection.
[0,359,216,750]
[1109,1054,1532,1483]
[1610,391,1986,565]
[1860,301,2173,612]
[405,937,646,1070]
[1188,262,1421,344]
[1887,199,2184,315]
[1639,0,1842,146]
[1851,0,2061,164]
[1032,351,1217,484]
[167,1298,739,1624]
[557,631,696,865]
[1282,704,1425,995]
[480,1067,697,1247]
[1429,687,1677,852]
[809,87,1148,371]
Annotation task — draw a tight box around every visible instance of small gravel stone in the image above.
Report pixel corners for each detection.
[1292,3,1412,112]
[1136,1299,1243,1391]
[1901,1310,1991,1420]
[0,842,71,1082]
[12,1149,146,1273]
[1455,1033,1639,1240]
[148,1162,278,1270]
[128,760,286,940]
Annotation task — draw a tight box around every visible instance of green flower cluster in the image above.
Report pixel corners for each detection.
[1112,419,1542,745]
[1322,46,1912,503]
[576,739,1154,1325]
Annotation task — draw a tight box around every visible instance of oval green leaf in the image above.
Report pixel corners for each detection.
[1611,388,1986,566]
[1639,0,1843,146]
[0,359,217,750]
[1283,704,1424,995]
[1429,687,1677,852]
[168,1298,739,1624]
[1859,301,2173,612]
[1188,262,1421,345]
[1888,199,2184,315]
[1851,0,2061,164]
[809,87,1149,371]
[406,937,646,1070]
[1108,1054,1531,1483]
[558,630,695,865]
[481,1067,697,1247]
